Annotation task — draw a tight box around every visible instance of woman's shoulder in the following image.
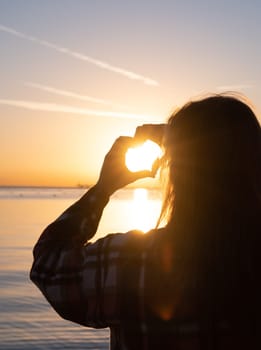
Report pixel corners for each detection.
[85,227,169,265]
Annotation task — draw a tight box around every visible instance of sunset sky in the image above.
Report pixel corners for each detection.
[1,0,261,187]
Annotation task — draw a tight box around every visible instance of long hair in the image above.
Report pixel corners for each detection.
[158,94,261,324]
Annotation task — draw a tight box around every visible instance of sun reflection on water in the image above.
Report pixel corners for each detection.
[131,188,159,233]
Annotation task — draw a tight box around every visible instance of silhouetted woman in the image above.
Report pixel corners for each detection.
[31,94,261,349]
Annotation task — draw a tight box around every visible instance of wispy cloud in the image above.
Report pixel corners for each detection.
[0,98,160,121]
[0,24,159,86]
[216,83,254,91]
[25,82,128,109]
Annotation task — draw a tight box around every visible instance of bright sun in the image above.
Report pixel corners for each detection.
[125,140,162,172]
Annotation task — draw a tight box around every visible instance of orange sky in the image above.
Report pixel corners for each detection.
[1,2,261,187]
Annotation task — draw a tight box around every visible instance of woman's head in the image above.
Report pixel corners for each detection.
[158,94,261,320]
[160,94,260,226]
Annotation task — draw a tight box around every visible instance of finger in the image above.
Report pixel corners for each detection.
[135,124,166,145]
[134,125,151,141]
[109,136,135,153]
[151,157,161,175]
[130,169,156,181]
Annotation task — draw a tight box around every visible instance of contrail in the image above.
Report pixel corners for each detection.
[0,24,159,86]
[25,82,128,109]
[0,98,160,121]
[216,84,253,91]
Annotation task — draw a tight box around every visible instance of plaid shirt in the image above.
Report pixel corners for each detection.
[30,186,254,350]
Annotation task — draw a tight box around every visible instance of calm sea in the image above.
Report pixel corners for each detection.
[0,187,162,349]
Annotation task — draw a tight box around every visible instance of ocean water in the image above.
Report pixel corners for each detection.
[0,187,162,349]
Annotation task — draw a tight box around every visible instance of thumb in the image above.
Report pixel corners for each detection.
[151,157,161,175]
[131,158,161,181]
[131,169,156,181]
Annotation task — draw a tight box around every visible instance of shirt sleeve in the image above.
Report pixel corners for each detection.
[30,185,125,328]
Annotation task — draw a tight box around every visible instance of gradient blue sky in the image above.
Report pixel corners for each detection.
[1,0,260,186]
